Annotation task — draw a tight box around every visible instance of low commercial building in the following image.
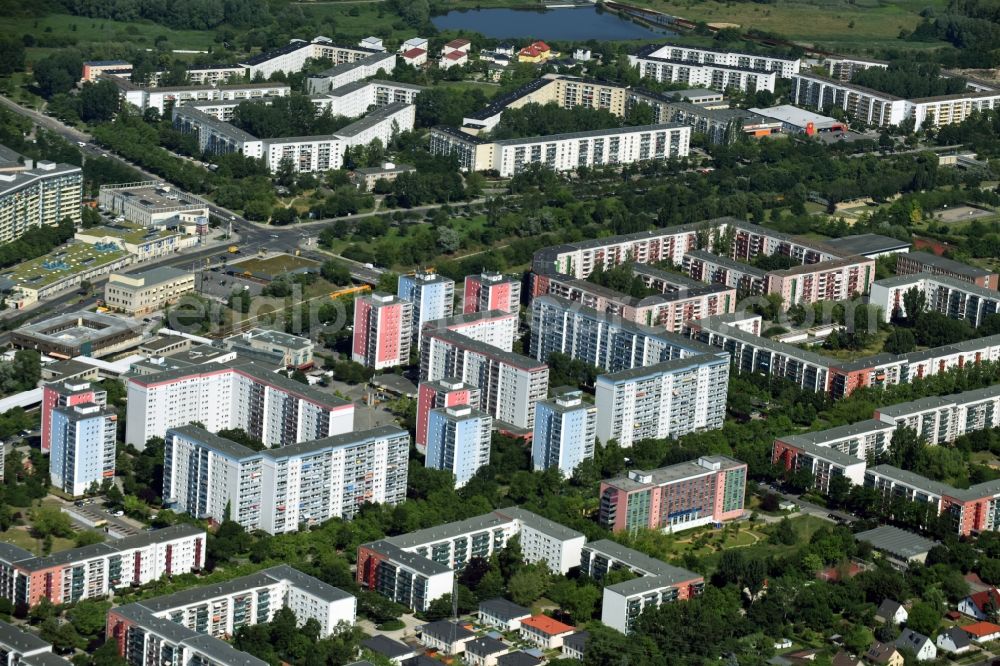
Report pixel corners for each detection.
[0,161,82,244]
[749,104,847,134]
[0,242,133,309]
[357,508,585,610]
[163,424,409,533]
[223,328,314,369]
[11,311,143,359]
[98,182,209,227]
[895,251,997,289]
[824,233,910,259]
[125,360,354,448]
[871,273,1000,327]
[429,123,691,177]
[0,525,205,608]
[76,224,199,261]
[598,456,747,533]
[854,525,938,570]
[350,162,415,191]
[104,267,195,316]
[580,540,704,634]
[594,354,730,447]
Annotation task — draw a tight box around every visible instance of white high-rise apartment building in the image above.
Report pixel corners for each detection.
[532,391,597,476]
[425,405,492,488]
[595,354,730,447]
[163,425,409,534]
[125,361,354,448]
[398,271,455,347]
[49,403,117,496]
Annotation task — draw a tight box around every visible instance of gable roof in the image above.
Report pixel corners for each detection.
[520,615,574,636]
[939,626,971,649]
[876,599,904,620]
[961,621,1000,638]
[866,641,900,664]
[421,620,475,643]
[360,635,413,659]
[831,651,862,666]
[966,588,1000,613]
[896,629,931,651]
[479,598,531,621]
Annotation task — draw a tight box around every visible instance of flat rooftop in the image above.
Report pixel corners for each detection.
[854,525,938,559]
[825,233,910,257]
[0,163,80,198]
[105,185,207,211]
[0,243,130,292]
[77,223,189,245]
[749,104,842,128]
[226,327,312,351]
[900,251,994,278]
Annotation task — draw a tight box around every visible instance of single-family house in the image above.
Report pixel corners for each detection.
[831,651,863,666]
[519,615,575,650]
[440,50,468,69]
[936,627,972,654]
[962,621,1000,643]
[402,48,427,67]
[865,641,904,666]
[562,631,588,661]
[959,588,1000,620]
[518,41,555,63]
[360,636,416,664]
[465,637,509,666]
[479,598,532,632]
[497,652,543,666]
[442,38,471,55]
[875,599,908,626]
[895,629,936,661]
[419,620,476,655]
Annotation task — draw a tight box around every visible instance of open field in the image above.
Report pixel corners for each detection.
[5,13,218,60]
[625,0,949,52]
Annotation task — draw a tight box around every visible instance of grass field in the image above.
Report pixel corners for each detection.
[625,0,949,52]
[6,13,218,62]
[0,526,77,556]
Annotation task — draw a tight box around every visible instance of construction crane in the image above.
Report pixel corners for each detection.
[330,285,370,300]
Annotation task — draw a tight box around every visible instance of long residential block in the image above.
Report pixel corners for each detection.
[594,354,729,447]
[0,160,82,244]
[125,360,354,448]
[530,294,715,373]
[106,564,355,666]
[599,455,747,533]
[629,44,782,93]
[896,251,997,289]
[0,525,205,609]
[580,539,703,634]
[428,123,690,177]
[163,424,409,534]
[357,508,586,611]
[871,273,1000,327]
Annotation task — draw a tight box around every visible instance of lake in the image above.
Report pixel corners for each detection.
[431,6,674,41]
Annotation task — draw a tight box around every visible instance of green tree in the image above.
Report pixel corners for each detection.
[883,328,917,354]
[34,51,83,98]
[507,563,552,606]
[30,506,74,539]
[78,80,121,123]
[905,601,940,637]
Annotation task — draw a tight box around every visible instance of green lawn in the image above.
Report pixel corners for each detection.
[624,0,949,51]
[6,13,218,59]
[0,527,76,556]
